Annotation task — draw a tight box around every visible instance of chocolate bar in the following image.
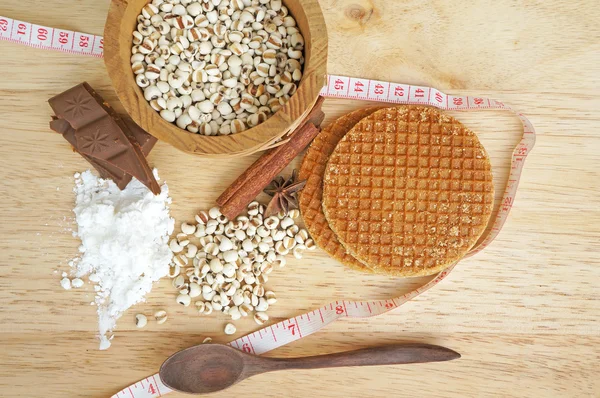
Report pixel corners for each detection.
[49,83,160,194]
[50,117,157,190]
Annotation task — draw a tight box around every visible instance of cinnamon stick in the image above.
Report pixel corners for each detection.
[220,122,320,219]
[216,96,325,207]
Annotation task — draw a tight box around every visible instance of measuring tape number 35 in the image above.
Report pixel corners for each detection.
[0,15,536,398]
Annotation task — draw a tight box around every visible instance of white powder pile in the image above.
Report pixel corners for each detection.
[68,170,174,350]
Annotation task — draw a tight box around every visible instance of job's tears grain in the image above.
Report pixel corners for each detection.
[132,0,305,135]
[167,202,312,330]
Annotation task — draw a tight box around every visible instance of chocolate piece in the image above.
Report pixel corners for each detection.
[51,116,127,187]
[49,83,160,194]
[50,116,157,190]
[123,118,158,154]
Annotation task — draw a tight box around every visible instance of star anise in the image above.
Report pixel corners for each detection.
[263,170,306,217]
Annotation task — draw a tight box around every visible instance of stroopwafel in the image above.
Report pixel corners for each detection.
[322,106,494,277]
[299,108,381,273]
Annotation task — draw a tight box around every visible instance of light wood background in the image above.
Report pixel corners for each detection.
[0,1,598,397]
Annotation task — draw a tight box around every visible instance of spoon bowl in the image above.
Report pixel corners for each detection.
[160,343,461,394]
[160,344,246,394]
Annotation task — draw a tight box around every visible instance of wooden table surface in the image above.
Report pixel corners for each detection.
[0,1,598,397]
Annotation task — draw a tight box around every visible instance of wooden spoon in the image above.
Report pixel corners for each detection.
[160,343,460,394]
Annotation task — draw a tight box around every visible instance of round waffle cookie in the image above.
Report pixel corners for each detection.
[322,106,494,277]
[299,108,381,273]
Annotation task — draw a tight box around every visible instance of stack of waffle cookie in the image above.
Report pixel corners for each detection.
[299,105,494,277]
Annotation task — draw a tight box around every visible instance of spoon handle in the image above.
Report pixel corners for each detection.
[249,343,460,374]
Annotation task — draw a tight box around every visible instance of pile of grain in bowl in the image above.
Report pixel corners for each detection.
[131,0,305,136]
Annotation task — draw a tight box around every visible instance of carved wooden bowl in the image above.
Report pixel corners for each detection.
[104,0,328,157]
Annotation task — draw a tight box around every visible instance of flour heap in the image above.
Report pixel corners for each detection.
[69,170,174,349]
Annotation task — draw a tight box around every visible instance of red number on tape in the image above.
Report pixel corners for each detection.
[0,19,8,32]
[435,92,443,103]
[502,196,513,211]
[147,384,157,395]
[374,83,384,95]
[99,38,104,50]
[394,86,404,97]
[474,98,484,105]
[334,78,344,90]
[335,305,344,314]
[17,23,26,35]
[354,80,364,93]
[79,35,89,47]
[288,324,296,335]
[385,302,394,309]
[242,343,252,353]
[37,27,48,41]
[58,31,69,44]
[453,97,463,105]
[414,88,425,98]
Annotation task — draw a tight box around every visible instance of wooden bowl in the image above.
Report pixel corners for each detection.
[104,0,328,157]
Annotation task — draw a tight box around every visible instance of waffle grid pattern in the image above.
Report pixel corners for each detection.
[299,108,381,272]
[322,106,494,276]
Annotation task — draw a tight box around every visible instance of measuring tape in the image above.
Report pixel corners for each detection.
[0,15,536,397]
[0,16,104,56]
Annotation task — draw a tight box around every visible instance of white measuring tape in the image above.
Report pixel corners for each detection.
[0,16,104,56]
[0,16,536,397]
